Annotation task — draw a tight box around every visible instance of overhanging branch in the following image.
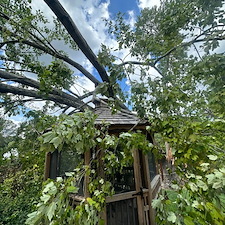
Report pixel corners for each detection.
[43,0,111,85]
[0,82,89,110]
[0,70,94,110]
[117,35,225,69]
[0,25,101,86]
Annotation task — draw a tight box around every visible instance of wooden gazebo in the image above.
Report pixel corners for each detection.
[44,99,161,225]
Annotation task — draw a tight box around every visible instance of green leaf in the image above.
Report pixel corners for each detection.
[189,182,198,192]
[65,172,74,177]
[56,177,63,182]
[43,181,55,193]
[119,133,132,138]
[48,186,57,195]
[219,168,225,173]
[196,180,208,191]
[167,212,176,223]
[96,137,102,142]
[189,134,197,142]
[50,136,62,148]
[26,211,42,225]
[43,132,55,144]
[40,194,51,204]
[200,163,210,172]
[212,181,223,189]
[152,198,162,209]
[207,155,218,160]
[206,174,215,184]
[46,202,57,221]
[192,200,199,208]
[66,186,78,193]
[87,197,96,206]
[184,216,195,225]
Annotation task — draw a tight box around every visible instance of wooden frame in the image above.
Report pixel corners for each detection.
[44,126,160,225]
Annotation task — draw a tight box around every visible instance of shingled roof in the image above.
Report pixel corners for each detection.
[93,99,147,126]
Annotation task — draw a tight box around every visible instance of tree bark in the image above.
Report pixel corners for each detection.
[0,70,87,107]
[44,0,110,84]
[0,82,87,110]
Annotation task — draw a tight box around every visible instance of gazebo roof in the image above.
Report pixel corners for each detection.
[93,100,147,126]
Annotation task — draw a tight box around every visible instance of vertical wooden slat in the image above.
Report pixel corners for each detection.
[84,150,91,198]
[44,152,51,180]
[133,149,145,225]
[144,154,156,225]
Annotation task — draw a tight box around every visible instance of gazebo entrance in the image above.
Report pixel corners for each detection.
[106,149,156,225]
[44,99,161,225]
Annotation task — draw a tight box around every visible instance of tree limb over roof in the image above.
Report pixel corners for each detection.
[0,70,91,111]
[43,0,111,86]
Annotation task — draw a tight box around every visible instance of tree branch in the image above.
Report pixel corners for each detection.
[0,26,101,86]
[0,70,91,109]
[0,82,90,110]
[116,61,164,77]
[43,0,110,84]
[117,34,225,70]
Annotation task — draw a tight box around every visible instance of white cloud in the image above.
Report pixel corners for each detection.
[138,0,161,9]
[70,75,95,96]
[61,0,110,52]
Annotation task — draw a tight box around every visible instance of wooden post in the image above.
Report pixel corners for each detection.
[133,149,145,225]
[144,154,156,225]
[44,152,51,180]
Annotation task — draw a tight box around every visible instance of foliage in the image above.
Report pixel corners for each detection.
[99,0,225,224]
[150,117,225,224]
[0,112,56,225]
[26,110,153,224]
[1,0,225,224]
[0,117,16,166]
[0,166,42,225]
[152,166,225,224]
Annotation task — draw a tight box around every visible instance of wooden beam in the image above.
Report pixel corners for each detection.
[44,152,51,180]
[144,154,156,225]
[133,149,145,225]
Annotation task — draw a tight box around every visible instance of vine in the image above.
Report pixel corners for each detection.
[26,110,154,225]
[151,117,225,225]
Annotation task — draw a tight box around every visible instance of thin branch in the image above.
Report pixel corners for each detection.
[68,100,92,115]
[193,43,202,60]
[0,5,58,55]
[117,33,225,70]
[80,91,94,100]
[0,97,43,115]
[73,85,81,96]
[29,24,58,54]
[4,68,34,73]
[154,29,225,65]
[66,89,80,98]
[0,40,19,48]
[0,25,101,86]
[62,106,70,114]
[117,61,164,77]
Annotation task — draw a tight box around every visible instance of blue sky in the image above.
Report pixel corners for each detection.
[109,0,139,14]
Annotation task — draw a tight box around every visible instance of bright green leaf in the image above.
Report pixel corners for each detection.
[167,212,176,223]
[46,202,57,221]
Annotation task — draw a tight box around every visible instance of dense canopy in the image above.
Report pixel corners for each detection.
[0,0,225,224]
